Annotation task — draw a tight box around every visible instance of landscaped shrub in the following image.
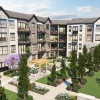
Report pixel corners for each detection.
[75,79,79,84]
[52,81,57,87]
[70,95,77,100]
[55,93,70,100]
[57,76,61,79]
[66,85,72,90]
[56,79,60,84]
[94,67,99,72]
[47,81,52,85]
[88,71,94,77]
[79,78,87,85]
[16,95,33,100]
[29,83,49,95]
[3,70,11,75]
[72,87,78,92]
[76,84,81,89]
[12,71,18,77]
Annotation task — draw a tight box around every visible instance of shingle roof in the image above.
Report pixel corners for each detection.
[5,10,49,23]
[51,20,69,25]
[66,17,99,24]
[5,10,33,20]
[36,16,49,23]
[52,17,99,25]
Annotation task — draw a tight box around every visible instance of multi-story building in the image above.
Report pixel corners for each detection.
[0,6,51,70]
[0,6,100,70]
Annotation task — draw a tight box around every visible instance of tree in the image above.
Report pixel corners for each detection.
[70,50,78,87]
[50,64,56,83]
[93,44,100,70]
[18,55,30,99]
[87,52,93,73]
[0,75,7,100]
[4,54,20,71]
[60,58,67,80]
[78,53,85,82]
[83,45,88,67]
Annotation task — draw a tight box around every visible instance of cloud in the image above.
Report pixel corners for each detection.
[0,0,23,11]
[77,6,96,13]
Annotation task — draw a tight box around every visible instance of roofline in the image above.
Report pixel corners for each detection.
[29,15,38,22]
[93,17,100,23]
[0,6,9,17]
[45,17,52,23]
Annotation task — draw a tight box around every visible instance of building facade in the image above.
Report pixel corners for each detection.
[0,6,100,69]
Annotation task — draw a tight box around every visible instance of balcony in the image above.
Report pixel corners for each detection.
[72,39,78,43]
[38,38,46,43]
[51,30,58,34]
[58,47,66,51]
[38,47,46,52]
[59,39,66,42]
[18,28,30,32]
[37,25,45,33]
[18,37,31,44]
[72,30,78,34]
[51,47,58,50]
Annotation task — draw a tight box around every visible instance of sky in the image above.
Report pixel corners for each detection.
[0,0,100,20]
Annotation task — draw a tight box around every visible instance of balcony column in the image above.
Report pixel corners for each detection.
[57,25,59,57]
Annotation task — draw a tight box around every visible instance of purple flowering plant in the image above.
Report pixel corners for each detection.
[4,54,20,71]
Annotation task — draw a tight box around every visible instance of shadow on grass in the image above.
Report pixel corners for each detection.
[96,78,100,86]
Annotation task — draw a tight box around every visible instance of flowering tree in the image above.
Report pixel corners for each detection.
[4,54,20,71]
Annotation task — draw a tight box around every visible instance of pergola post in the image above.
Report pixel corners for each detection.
[39,64,41,74]
[46,63,48,73]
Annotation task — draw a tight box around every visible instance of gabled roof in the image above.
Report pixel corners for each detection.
[51,17,99,25]
[36,16,52,23]
[5,10,33,21]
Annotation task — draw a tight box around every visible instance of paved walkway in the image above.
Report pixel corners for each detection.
[0,72,100,100]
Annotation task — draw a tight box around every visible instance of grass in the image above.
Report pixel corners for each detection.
[5,89,17,100]
[5,73,13,77]
[79,71,100,99]
[36,66,70,84]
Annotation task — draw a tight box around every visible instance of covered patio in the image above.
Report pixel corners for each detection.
[28,58,53,73]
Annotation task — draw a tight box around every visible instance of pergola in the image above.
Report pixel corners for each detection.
[28,58,53,73]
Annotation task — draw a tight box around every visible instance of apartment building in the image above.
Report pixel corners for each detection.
[0,6,100,70]
[0,6,51,70]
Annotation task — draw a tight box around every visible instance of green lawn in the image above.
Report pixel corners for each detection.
[79,71,100,99]
[5,73,13,77]
[5,89,17,100]
[36,66,70,84]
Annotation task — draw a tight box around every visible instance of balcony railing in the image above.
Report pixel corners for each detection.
[51,31,58,34]
[38,47,46,52]
[51,47,58,50]
[59,39,66,42]
[72,39,78,42]
[72,30,78,34]
[38,38,45,42]
[18,37,30,43]
[18,28,30,32]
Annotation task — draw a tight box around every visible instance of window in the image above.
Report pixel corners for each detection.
[46,24,49,30]
[0,33,7,42]
[51,26,58,32]
[32,23,35,30]
[73,26,78,31]
[96,25,100,31]
[68,34,71,41]
[72,35,78,41]
[69,26,71,32]
[79,44,82,50]
[0,19,7,28]
[80,25,82,32]
[11,45,16,53]
[59,27,65,33]
[9,20,15,29]
[10,33,15,41]
[79,34,82,41]
[87,24,92,31]
[95,34,100,41]
[72,45,77,50]
[87,34,91,41]
[18,45,26,54]
[68,43,71,49]
[0,46,8,55]
[18,22,26,29]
